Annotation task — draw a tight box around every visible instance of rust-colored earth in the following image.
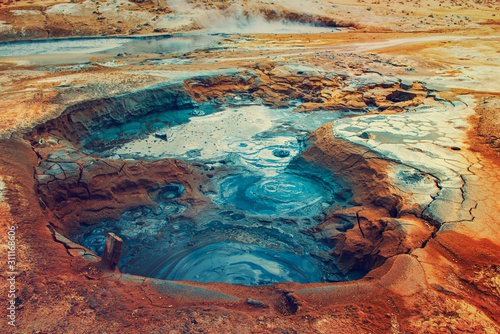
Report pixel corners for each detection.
[0,0,499,333]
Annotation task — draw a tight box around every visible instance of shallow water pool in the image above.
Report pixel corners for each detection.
[0,34,220,57]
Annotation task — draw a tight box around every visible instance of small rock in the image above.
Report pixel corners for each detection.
[358,131,374,140]
[247,298,267,308]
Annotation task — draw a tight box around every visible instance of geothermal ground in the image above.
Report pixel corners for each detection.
[0,0,499,333]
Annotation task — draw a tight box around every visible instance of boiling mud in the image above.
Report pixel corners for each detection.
[75,103,354,284]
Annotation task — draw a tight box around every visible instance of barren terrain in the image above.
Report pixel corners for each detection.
[0,0,499,333]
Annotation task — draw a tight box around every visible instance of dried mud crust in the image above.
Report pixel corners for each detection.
[1,61,493,331]
[0,63,496,333]
[471,97,500,153]
[1,93,500,332]
[0,0,498,41]
[184,63,431,113]
[297,123,436,275]
[0,51,435,141]
[0,2,498,332]
[24,65,439,279]
[1,135,498,333]
[0,0,349,41]
[33,138,209,236]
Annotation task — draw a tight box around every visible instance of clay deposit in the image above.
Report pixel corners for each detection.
[0,0,499,333]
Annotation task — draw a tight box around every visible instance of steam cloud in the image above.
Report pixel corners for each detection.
[165,0,336,34]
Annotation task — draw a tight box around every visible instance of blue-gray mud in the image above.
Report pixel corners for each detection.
[73,102,360,285]
[0,34,220,57]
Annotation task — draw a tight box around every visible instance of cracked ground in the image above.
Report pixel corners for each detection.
[0,0,499,333]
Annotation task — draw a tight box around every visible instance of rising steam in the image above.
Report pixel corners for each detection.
[165,0,338,34]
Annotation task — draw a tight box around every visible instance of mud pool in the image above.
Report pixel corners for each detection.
[0,34,220,57]
[0,22,342,58]
[71,103,361,285]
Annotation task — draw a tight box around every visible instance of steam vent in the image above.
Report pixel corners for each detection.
[0,0,499,332]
